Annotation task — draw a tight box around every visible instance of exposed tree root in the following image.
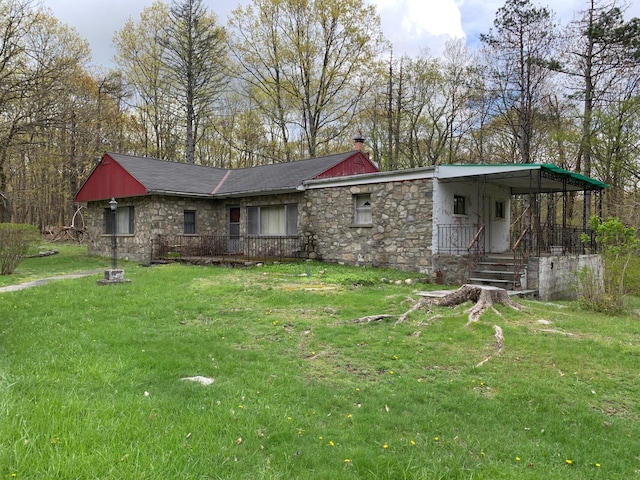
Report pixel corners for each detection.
[351,285,523,327]
[351,314,395,324]
[394,297,431,326]
[475,325,504,367]
[435,284,523,324]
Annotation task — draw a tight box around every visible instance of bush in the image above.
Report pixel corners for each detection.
[581,216,639,312]
[0,223,40,275]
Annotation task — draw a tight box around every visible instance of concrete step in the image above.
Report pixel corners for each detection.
[477,260,516,267]
[474,269,516,276]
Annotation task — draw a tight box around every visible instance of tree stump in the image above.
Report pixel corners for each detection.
[436,284,523,323]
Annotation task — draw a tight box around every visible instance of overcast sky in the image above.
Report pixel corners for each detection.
[40,0,640,68]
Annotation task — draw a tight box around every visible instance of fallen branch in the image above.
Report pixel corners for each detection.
[27,250,59,258]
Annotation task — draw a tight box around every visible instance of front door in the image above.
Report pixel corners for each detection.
[228,206,241,253]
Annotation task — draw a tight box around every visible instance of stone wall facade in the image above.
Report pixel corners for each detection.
[86,193,307,263]
[430,254,472,285]
[85,195,223,263]
[301,178,434,272]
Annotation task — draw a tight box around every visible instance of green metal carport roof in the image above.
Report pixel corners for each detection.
[436,164,608,194]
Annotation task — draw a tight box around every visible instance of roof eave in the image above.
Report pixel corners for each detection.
[213,186,301,198]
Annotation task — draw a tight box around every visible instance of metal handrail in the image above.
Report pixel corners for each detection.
[512,226,530,253]
[512,226,530,289]
[467,224,485,252]
[466,224,485,282]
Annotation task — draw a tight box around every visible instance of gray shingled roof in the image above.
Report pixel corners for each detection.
[109,151,357,197]
[109,153,228,196]
[214,152,356,195]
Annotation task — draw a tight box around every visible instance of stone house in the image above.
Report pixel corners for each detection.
[74,144,607,300]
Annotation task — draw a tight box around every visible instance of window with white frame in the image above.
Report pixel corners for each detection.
[103,206,134,234]
[247,204,298,235]
[353,194,372,225]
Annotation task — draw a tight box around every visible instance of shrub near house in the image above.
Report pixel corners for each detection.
[0,223,40,275]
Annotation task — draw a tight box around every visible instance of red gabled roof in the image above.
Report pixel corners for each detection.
[314,151,378,179]
[74,154,147,202]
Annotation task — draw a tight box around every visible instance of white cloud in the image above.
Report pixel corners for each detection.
[402,0,465,38]
[370,0,464,38]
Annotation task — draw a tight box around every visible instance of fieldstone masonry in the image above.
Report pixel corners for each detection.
[302,178,434,272]
[86,196,222,263]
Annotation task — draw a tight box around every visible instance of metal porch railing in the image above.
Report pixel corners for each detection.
[152,234,305,261]
[437,224,485,255]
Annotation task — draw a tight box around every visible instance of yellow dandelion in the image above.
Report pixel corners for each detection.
[566,459,573,465]
[434,436,440,442]
[595,463,601,467]
[319,436,323,440]
[344,458,351,463]
[410,440,416,446]
[515,457,521,462]
[347,414,353,419]
[382,443,388,449]
[329,440,335,447]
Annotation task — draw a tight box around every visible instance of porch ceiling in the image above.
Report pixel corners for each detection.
[437,164,608,194]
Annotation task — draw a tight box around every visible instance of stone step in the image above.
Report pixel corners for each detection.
[468,277,518,285]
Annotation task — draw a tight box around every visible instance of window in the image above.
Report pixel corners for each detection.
[453,195,467,215]
[184,210,196,234]
[247,204,298,235]
[103,206,134,234]
[495,201,505,220]
[353,194,372,225]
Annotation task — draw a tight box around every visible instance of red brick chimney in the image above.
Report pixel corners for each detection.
[354,136,365,151]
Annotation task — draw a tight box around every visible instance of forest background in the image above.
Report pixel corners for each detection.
[0,0,639,232]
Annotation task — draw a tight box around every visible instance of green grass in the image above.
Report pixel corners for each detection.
[1,246,639,478]
[0,243,110,287]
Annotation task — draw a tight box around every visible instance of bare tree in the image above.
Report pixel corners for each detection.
[560,0,640,217]
[228,0,387,160]
[480,0,559,165]
[114,1,180,160]
[163,0,227,164]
